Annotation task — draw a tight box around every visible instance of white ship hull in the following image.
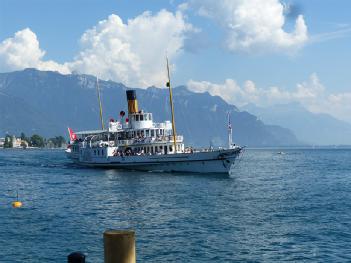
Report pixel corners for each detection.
[73,147,242,174]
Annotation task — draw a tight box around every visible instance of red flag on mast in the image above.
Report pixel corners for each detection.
[68,127,77,143]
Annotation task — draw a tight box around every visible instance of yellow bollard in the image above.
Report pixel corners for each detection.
[104,230,136,263]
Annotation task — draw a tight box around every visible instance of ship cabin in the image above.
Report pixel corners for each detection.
[78,89,185,156]
[104,111,184,155]
[112,109,184,155]
[107,89,185,155]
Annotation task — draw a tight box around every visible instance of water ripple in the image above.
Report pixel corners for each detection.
[0,149,351,262]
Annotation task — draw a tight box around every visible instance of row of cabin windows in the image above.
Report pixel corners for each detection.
[136,129,165,137]
[132,113,152,122]
[118,129,167,140]
[93,149,104,156]
[134,144,182,154]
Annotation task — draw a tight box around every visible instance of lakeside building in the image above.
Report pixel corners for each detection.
[11,136,28,148]
[0,136,28,148]
[0,135,67,149]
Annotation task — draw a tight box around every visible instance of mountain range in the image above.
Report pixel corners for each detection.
[243,103,351,145]
[0,68,300,147]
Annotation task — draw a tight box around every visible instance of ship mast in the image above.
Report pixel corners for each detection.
[96,77,105,130]
[228,111,233,149]
[166,57,177,153]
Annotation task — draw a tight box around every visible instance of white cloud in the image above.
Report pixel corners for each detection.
[190,0,308,52]
[0,28,69,73]
[187,74,351,123]
[68,10,194,87]
[178,2,189,12]
[0,10,194,87]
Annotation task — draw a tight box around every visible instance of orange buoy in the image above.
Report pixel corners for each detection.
[12,190,23,208]
[12,201,23,208]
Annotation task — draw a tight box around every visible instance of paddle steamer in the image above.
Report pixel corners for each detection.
[66,60,243,174]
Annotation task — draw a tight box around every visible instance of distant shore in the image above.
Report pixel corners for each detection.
[246,145,351,150]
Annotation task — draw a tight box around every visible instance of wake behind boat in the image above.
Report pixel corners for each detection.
[66,60,243,174]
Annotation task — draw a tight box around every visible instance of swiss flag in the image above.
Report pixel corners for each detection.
[68,127,78,142]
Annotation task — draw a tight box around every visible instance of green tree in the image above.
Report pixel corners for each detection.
[20,132,29,146]
[48,136,66,148]
[20,132,26,140]
[3,135,13,148]
[20,141,28,149]
[30,134,45,148]
[55,136,66,148]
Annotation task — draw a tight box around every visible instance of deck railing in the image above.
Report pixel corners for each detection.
[79,135,184,149]
[116,135,183,146]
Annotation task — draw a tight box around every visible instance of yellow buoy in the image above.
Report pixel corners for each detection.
[12,201,23,208]
[12,191,23,208]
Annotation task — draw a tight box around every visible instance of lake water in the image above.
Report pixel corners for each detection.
[0,148,351,262]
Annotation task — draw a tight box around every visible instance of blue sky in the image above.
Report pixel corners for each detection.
[1,0,351,122]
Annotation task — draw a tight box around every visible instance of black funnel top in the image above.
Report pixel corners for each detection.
[126,90,137,100]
